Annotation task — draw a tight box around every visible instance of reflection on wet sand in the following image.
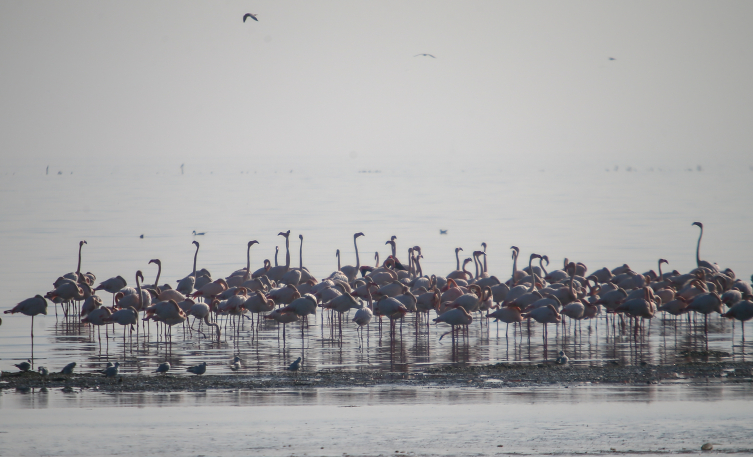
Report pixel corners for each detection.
[23,304,751,378]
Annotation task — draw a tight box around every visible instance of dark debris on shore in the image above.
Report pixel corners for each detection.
[2,361,752,393]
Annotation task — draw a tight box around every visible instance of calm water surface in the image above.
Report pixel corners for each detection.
[1,163,752,374]
[2,163,753,455]
[1,385,752,456]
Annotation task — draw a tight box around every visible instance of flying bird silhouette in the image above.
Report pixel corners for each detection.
[609,57,616,60]
[243,13,258,22]
[414,54,435,58]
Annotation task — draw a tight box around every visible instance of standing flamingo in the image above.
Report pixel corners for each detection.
[5,295,48,363]
[692,222,718,272]
[177,241,200,295]
[267,231,292,281]
[340,232,365,284]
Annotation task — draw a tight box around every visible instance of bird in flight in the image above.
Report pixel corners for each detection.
[414,54,435,58]
[243,13,259,22]
[609,57,616,60]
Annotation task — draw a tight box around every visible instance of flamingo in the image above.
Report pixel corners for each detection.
[722,299,753,340]
[5,295,48,362]
[692,222,719,272]
[227,240,260,287]
[187,301,220,341]
[81,306,112,347]
[267,231,292,281]
[177,241,200,295]
[486,305,523,336]
[104,306,139,344]
[264,307,299,339]
[523,303,561,345]
[146,258,163,291]
[434,306,473,341]
[340,232,365,284]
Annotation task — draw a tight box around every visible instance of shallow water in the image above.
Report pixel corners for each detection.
[1,164,753,374]
[1,385,752,456]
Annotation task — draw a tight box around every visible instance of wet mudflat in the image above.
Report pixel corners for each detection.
[1,384,752,456]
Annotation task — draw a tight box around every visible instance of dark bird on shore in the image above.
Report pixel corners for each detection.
[414,54,435,58]
[61,362,76,375]
[104,362,120,378]
[187,361,207,375]
[155,362,170,375]
[287,357,301,371]
[243,13,258,22]
[15,360,31,372]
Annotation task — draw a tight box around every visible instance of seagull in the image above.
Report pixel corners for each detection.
[61,362,76,375]
[439,229,448,235]
[155,362,171,375]
[556,350,569,364]
[243,13,258,22]
[104,362,120,378]
[192,231,206,236]
[414,54,435,58]
[230,356,242,371]
[15,360,31,372]
[37,366,49,376]
[609,57,616,60]
[286,357,302,371]
[187,361,207,375]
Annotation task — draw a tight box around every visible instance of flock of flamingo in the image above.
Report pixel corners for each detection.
[4,222,753,375]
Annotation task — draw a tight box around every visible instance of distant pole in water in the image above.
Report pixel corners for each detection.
[46,166,49,175]
[180,164,184,175]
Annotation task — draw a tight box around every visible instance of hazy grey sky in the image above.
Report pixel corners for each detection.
[2,1,752,173]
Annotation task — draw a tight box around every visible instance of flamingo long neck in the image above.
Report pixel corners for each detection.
[299,237,303,270]
[76,243,83,275]
[539,258,548,277]
[135,273,143,308]
[203,316,220,340]
[482,245,488,273]
[246,245,251,274]
[284,237,290,269]
[511,252,518,284]
[696,226,703,267]
[474,254,479,279]
[391,241,396,257]
[354,236,360,270]
[415,256,423,277]
[569,267,575,300]
[274,247,279,267]
[528,257,537,292]
[336,250,341,270]
[463,259,471,279]
[154,262,161,289]
[375,252,379,267]
[192,245,199,278]
[658,260,664,279]
[455,249,461,271]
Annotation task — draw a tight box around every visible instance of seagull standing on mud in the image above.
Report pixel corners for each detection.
[243,13,258,22]
[286,357,301,371]
[187,361,207,375]
[156,362,171,375]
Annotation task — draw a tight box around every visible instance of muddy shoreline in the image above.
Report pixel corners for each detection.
[2,360,752,393]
